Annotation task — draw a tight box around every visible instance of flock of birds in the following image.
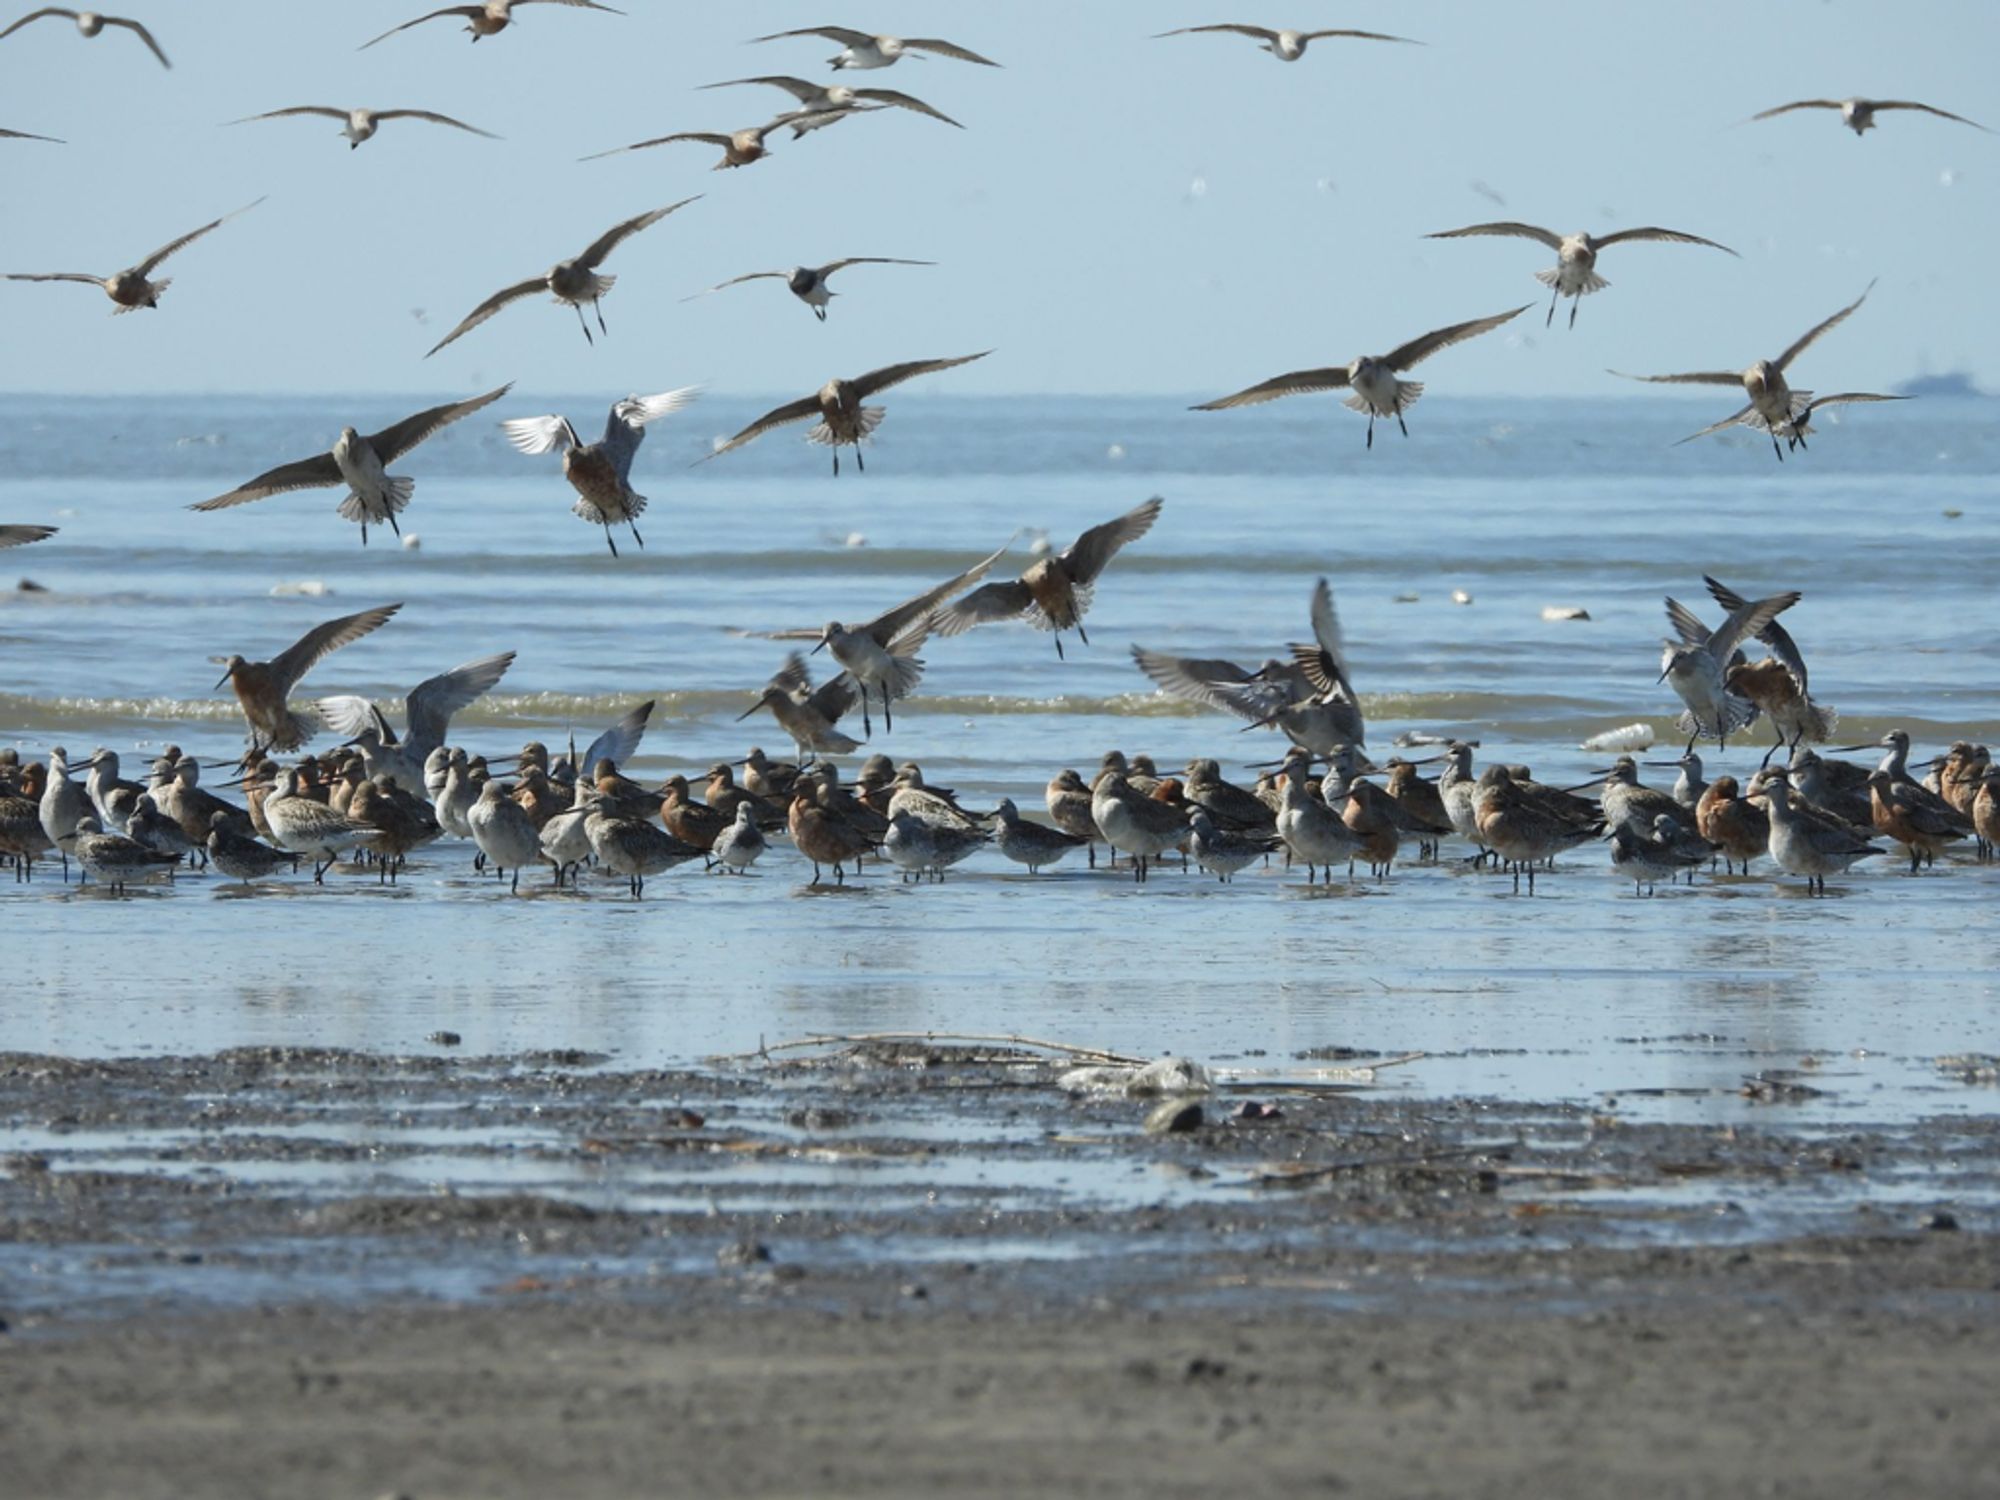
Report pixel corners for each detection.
[2,10,1994,899]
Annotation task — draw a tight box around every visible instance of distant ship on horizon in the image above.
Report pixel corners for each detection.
[1896,370,1989,398]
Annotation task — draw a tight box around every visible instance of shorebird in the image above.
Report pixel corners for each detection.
[710,802,768,874]
[1275,769,1363,882]
[362,0,621,50]
[213,603,403,753]
[1696,774,1768,874]
[1383,759,1454,859]
[1182,758,1275,833]
[1612,284,1878,460]
[81,749,144,833]
[1045,769,1102,865]
[929,496,1162,659]
[1187,808,1279,883]
[1590,757,1690,838]
[37,747,91,878]
[316,652,516,787]
[883,809,986,882]
[1702,574,1837,764]
[686,256,933,321]
[227,106,498,150]
[72,816,178,891]
[1247,578,1368,751]
[585,804,700,897]
[659,778,729,853]
[501,387,699,555]
[1091,771,1187,882]
[701,75,962,132]
[1761,771,1881,894]
[991,798,1086,873]
[263,768,372,881]
[1651,749,1707,810]
[0,128,62,142]
[1659,590,1799,752]
[192,386,510,544]
[0,764,54,881]
[738,653,863,763]
[582,121,796,171]
[1788,746,1874,832]
[1152,24,1417,59]
[1193,306,1527,448]
[1609,813,1710,895]
[0,8,167,65]
[1475,766,1603,893]
[468,780,541,891]
[1749,97,1991,136]
[206,812,295,884]
[5,198,259,314]
[1866,768,1971,872]
[788,784,878,885]
[425,199,697,356]
[702,351,989,474]
[806,539,1009,734]
[749,25,999,70]
[1424,221,1736,329]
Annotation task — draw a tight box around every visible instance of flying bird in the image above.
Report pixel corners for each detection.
[362,0,621,50]
[0,8,168,66]
[318,653,517,789]
[1611,284,1876,459]
[191,385,512,544]
[213,604,404,754]
[1749,97,1991,136]
[1193,306,1528,448]
[1425,222,1737,329]
[931,497,1163,660]
[581,121,788,170]
[4,198,261,315]
[227,106,499,150]
[1152,24,1418,60]
[749,24,999,70]
[500,387,701,556]
[0,524,56,548]
[685,257,933,321]
[701,351,990,475]
[1658,591,1800,752]
[700,74,963,131]
[0,127,62,142]
[424,198,697,356]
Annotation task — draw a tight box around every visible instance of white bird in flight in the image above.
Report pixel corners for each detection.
[4,198,261,314]
[748,24,999,70]
[1152,23,1419,60]
[700,75,964,133]
[703,352,991,476]
[361,0,621,50]
[686,257,933,321]
[1749,96,1991,137]
[500,387,701,556]
[1425,221,1737,329]
[0,8,168,67]
[227,106,499,151]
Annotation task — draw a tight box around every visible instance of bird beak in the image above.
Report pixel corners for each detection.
[1559,779,1603,795]
[213,670,233,690]
[1655,667,1671,683]
[1641,760,1684,768]
[735,704,762,722]
[808,638,828,656]
[1825,743,1875,755]
[1394,753,1445,767]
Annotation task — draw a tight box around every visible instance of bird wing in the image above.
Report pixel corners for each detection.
[767,652,814,695]
[375,109,501,138]
[1749,100,1843,120]
[749,25,875,46]
[229,106,348,125]
[1308,577,1349,679]
[314,694,391,742]
[578,197,698,266]
[4,271,102,285]
[190,452,345,511]
[0,127,64,141]
[1775,281,1873,373]
[1663,597,1712,648]
[135,198,262,276]
[1190,367,1350,410]
[359,6,481,50]
[610,385,700,433]
[864,536,1015,645]
[1289,643,1352,699]
[928,580,1035,637]
[406,652,515,748]
[807,673,858,723]
[369,383,512,463]
[699,74,823,103]
[1594,226,1738,255]
[580,134,727,160]
[702,393,823,460]
[1383,305,1528,370]
[1130,647,1289,721]
[1153,24,1279,42]
[901,36,999,65]
[424,276,545,359]
[267,604,404,695]
[1671,405,1755,445]
[581,700,653,771]
[520,0,624,10]
[0,9,77,41]
[1062,495,1162,585]
[684,270,785,300]
[1612,369,1743,386]
[818,257,934,277]
[851,350,991,399]
[499,414,581,456]
[1802,392,1908,417]
[1425,221,1563,250]
[1704,575,1809,694]
[1300,29,1419,43]
[103,14,168,66]
[853,88,963,127]
[0,524,57,548]
[1872,100,1992,131]
[1709,592,1801,665]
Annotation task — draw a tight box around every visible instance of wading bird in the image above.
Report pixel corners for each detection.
[213,604,404,754]
[1658,590,1799,752]
[500,387,700,555]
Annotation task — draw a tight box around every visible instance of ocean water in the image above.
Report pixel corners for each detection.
[2,393,1997,1128]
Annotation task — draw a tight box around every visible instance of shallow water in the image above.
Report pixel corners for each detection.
[4,394,1997,1135]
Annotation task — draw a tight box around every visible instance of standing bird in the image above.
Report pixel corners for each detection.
[1704,574,1836,764]
[1749,97,1990,136]
[0,8,167,65]
[738,654,863,764]
[748,25,999,70]
[1193,307,1528,448]
[5,198,259,314]
[425,199,698,356]
[1761,772,1882,895]
[500,387,700,556]
[362,0,621,50]
[468,780,541,892]
[191,386,510,544]
[701,352,989,475]
[710,802,768,874]
[1152,24,1417,59]
[316,652,517,789]
[1612,285,1878,460]
[991,798,1086,874]
[807,539,1011,735]
[1424,221,1736,330]
[226,106,498,150]
[0,525,56,548]
[213,603,404,754]
[929,497,1163,660]
[700,76,963,132]
[1658,591,1800,752]
[262,768,373,881]
[686,256,933,322]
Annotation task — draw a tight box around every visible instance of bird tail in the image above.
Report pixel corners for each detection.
[112,278,168,315]
[1799,701,1837,744]
[1345,380,1422,416]
[884,653,925,699]
[337,476,415,523]
[1536,266,1608,295]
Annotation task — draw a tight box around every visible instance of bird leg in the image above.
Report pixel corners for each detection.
[1396,409,1410,439]
[387,513,401,538]
[1568,298,1579,331]
[1545,286,1559,327]
[604,525,619,558]
[1366,414,1375,450]
[1053,633,1066,661]
[882,691,892,734]
[854,446,865,474]
[575,302,594,345]
[594,299,608,337]
[1076,622,1090,648]
[813,307,827,323]
[832,450,840,477]
[1769,430,1784,462]
[629,522,644,551]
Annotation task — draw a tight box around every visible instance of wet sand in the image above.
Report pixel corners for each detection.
[2,1046,1996,1495]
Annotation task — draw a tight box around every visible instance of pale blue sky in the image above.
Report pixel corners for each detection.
[1,0,1995,396]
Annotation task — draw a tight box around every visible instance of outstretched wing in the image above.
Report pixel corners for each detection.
[581,133,727,161]
[582,700,654,771]
[1425,221,1563,251]
[1663,598,1712,648]
[191,452,345,511]
[1775,282,1873,373]
[1709,592,1800,665]
[699,74,823,103]
[228,106,348,126]
[0,11,82,42]
[359,6,481,51]
[103,14,169,66]
[928,580,1034,637]
[0,524,57,548]
[853,88,962,127]
[4,271,102,285]
[1307,577,1351,693]
[684,269,784,300]
[1872,100,1992,131]
[863,536,1015,646]
[1594,226,1738,255]
[851,350,990,399]
[135,198,262,276]
[807,673,858,723]
[1384,305,1528,370]
[1131,647,1290,721]
[1191,367,1350,410]
[375,109,501,138]
[819,257,934,277]
[268,603,404,695]
[407,652,516,748]
[1153,24,1278,43]
[609,385,700,434]
[1749,100,1843,121]
[1301,29,1418,44]
[749,25,874,46]
[902,36,999,64]
[578,197,698,267]
[500,414,581,456]
[1705,575,1809,693]
[314,694,394,743]
[701,393,822,460]
[1672,405,1755,445]
[1062,495,1162,584]
[0,127,64,142]
[1613,369,1743,387]
[424,276,545,358]
[368,383,512,463]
